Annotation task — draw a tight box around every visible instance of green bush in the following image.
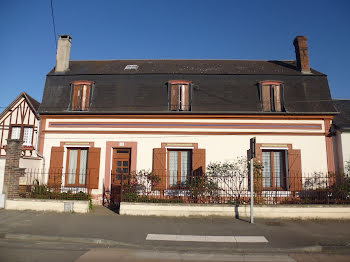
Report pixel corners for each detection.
[27,179,89,200]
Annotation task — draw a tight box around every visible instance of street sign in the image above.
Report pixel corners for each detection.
[250,137,256,159]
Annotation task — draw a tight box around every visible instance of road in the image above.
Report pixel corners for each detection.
[1,238,350,262]
[0,207,350,261]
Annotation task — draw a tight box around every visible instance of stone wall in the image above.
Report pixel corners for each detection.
[3,139,25,199]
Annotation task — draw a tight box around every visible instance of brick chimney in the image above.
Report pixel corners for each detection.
[293,36,311,74]
[55,35,72,73]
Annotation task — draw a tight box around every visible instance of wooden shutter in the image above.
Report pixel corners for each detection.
[262,85,271,111]
[72,85,83,110]
[181,84,190,111]
[153,148,166,190]
[274,85,282,112]
[87,147,101,189]
[48,147,64,187]
[170,84,179,111]
[192,149,206,176]
[288,149,302,191]
[83,85,91,110]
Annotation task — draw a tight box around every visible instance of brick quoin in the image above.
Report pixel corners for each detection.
[3,139,25,199]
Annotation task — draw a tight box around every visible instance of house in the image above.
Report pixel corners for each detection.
[38,35,337,204]
[332,99,350,174]
[0,92,42,194]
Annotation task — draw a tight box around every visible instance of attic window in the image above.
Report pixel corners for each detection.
[168,80,192,111]
[260,81,285,112]
[71,81,94,111]
[124,65,139,70]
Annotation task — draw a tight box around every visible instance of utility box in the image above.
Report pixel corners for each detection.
[64,202,74,212]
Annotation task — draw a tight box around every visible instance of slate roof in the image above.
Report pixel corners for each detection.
[48,60,325,76]
[40,59,336,114]
[333,99,350,129]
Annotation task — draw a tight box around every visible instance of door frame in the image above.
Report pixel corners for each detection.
[105,141,137,193]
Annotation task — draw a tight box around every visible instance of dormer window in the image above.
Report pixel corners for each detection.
[168,80,192,111]
[71,81,94,111]
[260,81,285,112]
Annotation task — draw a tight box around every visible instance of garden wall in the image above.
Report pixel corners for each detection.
[5,199,89,213]
[120,202,350,219]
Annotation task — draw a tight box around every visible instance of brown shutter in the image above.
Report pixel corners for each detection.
[48,147,64,187]
[170,84,179,111]
[152,148,166,190]
[262,85,271,111]
[192,148,206,176]
[72,85,83,110]
[181,84,190,111]
[84,85,91,110]
[87,147,101,189]
[288,149,302,191]
[274,85,282,112]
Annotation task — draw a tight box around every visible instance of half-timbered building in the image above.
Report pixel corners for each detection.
[0,92,41,193]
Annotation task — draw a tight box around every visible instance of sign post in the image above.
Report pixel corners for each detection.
[250,137,256,224]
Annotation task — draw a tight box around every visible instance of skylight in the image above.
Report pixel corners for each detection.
[124,65,139,70]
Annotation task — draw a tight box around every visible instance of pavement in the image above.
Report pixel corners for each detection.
[0,206,350,261]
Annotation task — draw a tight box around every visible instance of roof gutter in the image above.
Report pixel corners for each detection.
[38,111,339,116]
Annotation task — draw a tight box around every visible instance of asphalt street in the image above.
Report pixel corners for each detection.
[0,207,350,261]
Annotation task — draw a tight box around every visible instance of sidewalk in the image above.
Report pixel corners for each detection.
[0,206,349,254]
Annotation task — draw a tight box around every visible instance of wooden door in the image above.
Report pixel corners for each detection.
[111,148,131,203]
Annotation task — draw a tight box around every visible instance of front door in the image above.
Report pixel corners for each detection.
[111,148,131,203]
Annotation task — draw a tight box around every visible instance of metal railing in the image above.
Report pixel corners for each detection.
[18,169,91,200]
[119,170,350,205]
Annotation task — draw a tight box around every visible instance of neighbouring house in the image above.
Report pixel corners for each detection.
[332,99,350,174]
[38,35,337,205]
[0,92,42,194]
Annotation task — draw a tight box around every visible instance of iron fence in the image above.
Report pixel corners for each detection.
[119,170,350,205]
[18,169,92,200]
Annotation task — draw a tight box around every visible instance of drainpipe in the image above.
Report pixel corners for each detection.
[35,119,46,183]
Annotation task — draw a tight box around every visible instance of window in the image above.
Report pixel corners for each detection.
[10,126,34,146]
[11,126,21,139]
[168,150,192,187]
[168,80,192,111]
[153,146,205,191]
[23,127,33,146]
[260,81,284,112]
[71,81,94,111]
[66,148,88,186]
[262,150,286,189]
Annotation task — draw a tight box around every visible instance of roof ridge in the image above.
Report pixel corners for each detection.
[69,59,296,62]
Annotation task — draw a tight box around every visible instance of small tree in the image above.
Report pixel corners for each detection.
[186,175,219,203]
[122,170,161,201]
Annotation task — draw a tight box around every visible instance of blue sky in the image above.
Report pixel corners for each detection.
[0,0,349,108]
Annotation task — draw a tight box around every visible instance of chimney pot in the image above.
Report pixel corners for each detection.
[55,35,72,73]
[293,36,311,74]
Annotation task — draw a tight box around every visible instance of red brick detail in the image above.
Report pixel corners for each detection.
[3,139,25,199]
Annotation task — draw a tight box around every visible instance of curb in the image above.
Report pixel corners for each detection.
[2,233,139,248]
[3,233,350,254]
[148,244,324,254]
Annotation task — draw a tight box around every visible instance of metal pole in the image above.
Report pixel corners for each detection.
[250,157,254,224]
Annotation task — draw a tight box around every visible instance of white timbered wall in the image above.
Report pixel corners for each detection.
[0,97,39,157]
